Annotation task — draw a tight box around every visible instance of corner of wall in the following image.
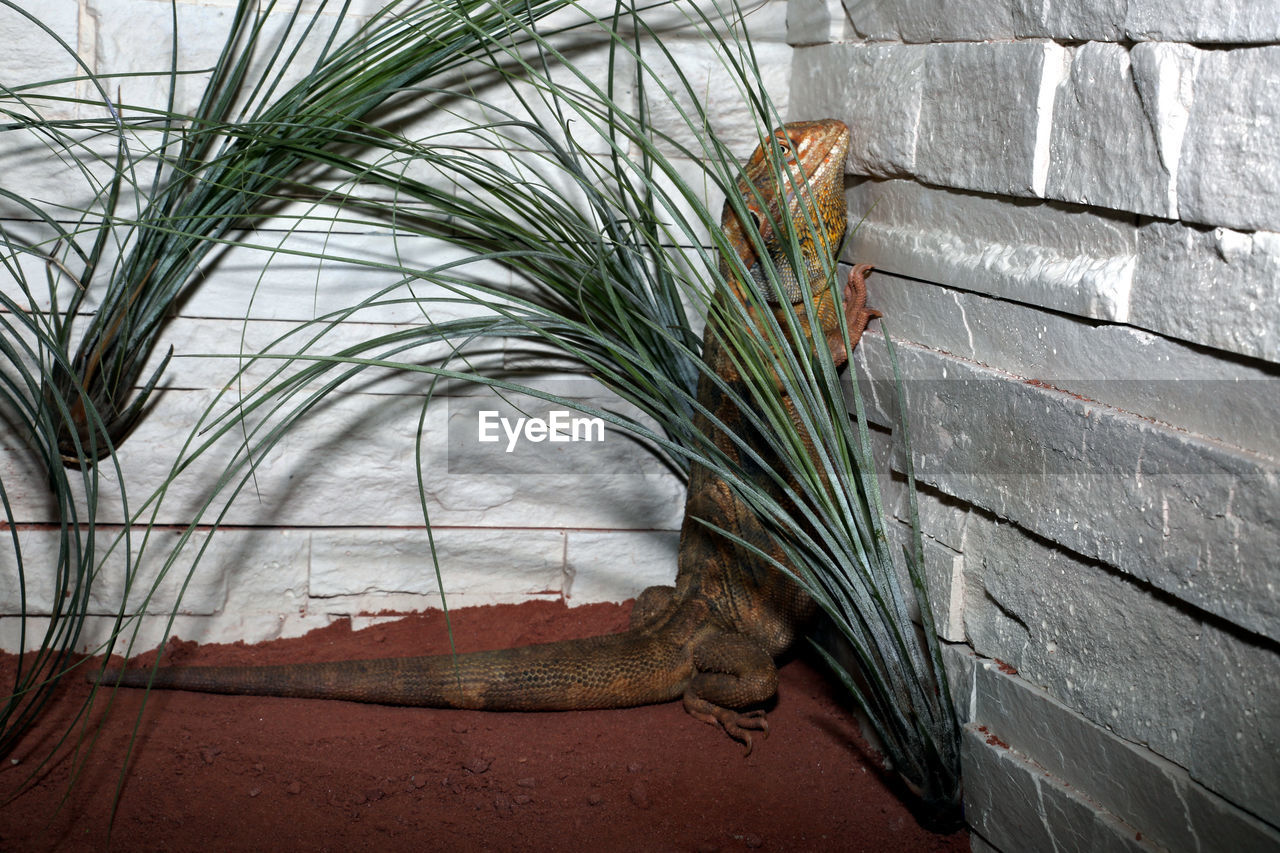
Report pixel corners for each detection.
[789,0,1280,846]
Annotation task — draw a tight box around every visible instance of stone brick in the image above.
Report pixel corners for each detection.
[968,653,1280,851]
[0,615,90,656]
[89,0,371,118]
[915,42,1064,199]
[1034,0,1128,40]
[1192,628,1280,827]
[963,513,1203,766]
[786,0,858,45]
[1125,0,1280,43]
[0,409,63,521]
[137,316,481,398]
[833,0,901,41]
[67,388,447,528]
[0,130,159,230]
[0,527,223,618]
[564,0,785,48]
[884,481,971,555]
[643,39,792,159]
[442,383,686,531]
[841,0,1273,43]
[732,0,791,43]
[1046,43,1189,219]
[0,526,309,651]
[1,381,685,533]
[960,512,1280,827]
[967,834,1000,853]
[860,341,1280,640]
[847,179,1138,322]
[962,724,1155,853]
[886,519,966,642]
[90,0,241,116]
[388,40,632,160]
[87,0,629,160]
[4,218,505,333]
[840,1,1280,56]
[941,642,978,723]
[0,228,64,312]
[1179,46,1280,232]
[191,528,313,644]
[565,530,677,604]
[1046,0,1280,43]
[309,527,566,599]
[541,0,642,32]
[108,527,308,619]
[0,604,337,655]
[180,227,513,322]
[0,0,80,117]
[839,0,1040,42]
[1184,777,1280,853]
[1129,42,1200,206]
[1133,221,1280,364]
[789,44,924,178]
[863,272,1280,458]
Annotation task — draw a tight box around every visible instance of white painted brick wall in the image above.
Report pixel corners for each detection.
[795,0,1279,847]
[0,1,81,117]
[0,0,787,651]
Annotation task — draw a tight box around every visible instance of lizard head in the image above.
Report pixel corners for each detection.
[728,119,851,304]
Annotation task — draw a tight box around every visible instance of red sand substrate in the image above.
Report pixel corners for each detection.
[0,601,968,852]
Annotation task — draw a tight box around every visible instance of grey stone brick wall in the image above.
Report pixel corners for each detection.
[794,0,1279,848]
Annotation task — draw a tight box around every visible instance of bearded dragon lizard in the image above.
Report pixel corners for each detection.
[98,119,879,750]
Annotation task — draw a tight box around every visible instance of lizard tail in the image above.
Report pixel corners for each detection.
[92,629,689,711]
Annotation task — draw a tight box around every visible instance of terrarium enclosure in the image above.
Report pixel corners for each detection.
[2,0,1278,850]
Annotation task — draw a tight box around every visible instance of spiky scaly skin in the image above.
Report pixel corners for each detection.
[98,120,880,752]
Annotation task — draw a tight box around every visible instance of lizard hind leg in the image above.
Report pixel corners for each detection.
[682,632,779,754]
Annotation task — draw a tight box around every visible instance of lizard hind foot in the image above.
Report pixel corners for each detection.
[681,633,777,754]
[682,691,770,755]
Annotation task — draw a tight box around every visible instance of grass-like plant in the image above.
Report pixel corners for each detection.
[5,0,574,461]
[0,0,960,825]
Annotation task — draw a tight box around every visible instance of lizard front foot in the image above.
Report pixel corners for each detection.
[682,691,770,755]
[844,263,882,344]
[824,264,881,364]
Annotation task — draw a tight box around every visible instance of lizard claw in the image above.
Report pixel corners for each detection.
[725,710,770,756]
[683,692,770,755]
